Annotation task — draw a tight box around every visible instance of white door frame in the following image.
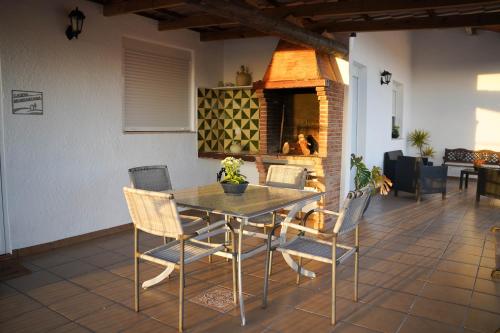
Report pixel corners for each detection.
[341,61,367,200]
[0,55,10,254]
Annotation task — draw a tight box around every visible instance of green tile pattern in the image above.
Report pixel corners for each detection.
[198,88,259,153]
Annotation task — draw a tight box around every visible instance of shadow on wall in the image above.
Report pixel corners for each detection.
[475,73,500,151]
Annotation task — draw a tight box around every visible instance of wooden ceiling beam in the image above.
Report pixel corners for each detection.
[184,0,348,56]
[311,12,500,33]
[200,28,268,41]
[158,15,233,30]
[103,0,185,16]
[263,0,500,19]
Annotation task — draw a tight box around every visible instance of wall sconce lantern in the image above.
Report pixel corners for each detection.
[380,70,392,85]
[65,7,85,40]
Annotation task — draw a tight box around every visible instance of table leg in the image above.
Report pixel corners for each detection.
[459,171,464,190]
[465,172,469,189]
[238,217,246,326]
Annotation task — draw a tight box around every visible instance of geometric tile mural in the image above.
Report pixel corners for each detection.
[198,88,259,153]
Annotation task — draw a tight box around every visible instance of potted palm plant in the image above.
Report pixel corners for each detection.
[408,129,435,165]
[217,157,248,195]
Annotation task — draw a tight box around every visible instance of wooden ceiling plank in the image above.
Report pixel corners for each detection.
[103,0,185,16]
[263,0,500,19]
[184,0,348,56]
[313,12,500,33]
[158,14,233,30]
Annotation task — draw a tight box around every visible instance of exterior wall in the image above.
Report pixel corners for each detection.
[0,0,224,250]
[410,29,500,174]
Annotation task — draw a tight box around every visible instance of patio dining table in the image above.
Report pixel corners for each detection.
[143,183,323,326]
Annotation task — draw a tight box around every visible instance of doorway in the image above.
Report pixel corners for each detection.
[349,62,367,190]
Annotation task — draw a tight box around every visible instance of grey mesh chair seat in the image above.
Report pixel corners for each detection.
[141,240,226,266]
[277,236,352,264]
[247,213,285,227]
[179,216,206,234]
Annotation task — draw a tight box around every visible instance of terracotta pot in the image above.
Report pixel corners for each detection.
[236,72,252,86]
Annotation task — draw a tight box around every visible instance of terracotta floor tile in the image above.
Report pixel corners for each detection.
[0,293,42,322]
[69,267,121,289]
[398,315,462,333]
[331,322,380,332]
[5,270,62,292]
[81,251,129,268]
[409,297,467,326]
[76,303,147,332]
[25,252,75,268]
[49,291,113,320]
[122,317,177,332]
[464,308,500,333]
[190,313,267,333]
[296,291,363,320]
[143,299,219,330]
[268,308,332,332]
[425,270,475,290]
[344,305,406,333]
[419,283,472,306]
[26,280,86,305]
[370,289,416,313]
[47,260,98,279]
[49,322,92,333]
[470,292,500,314]
[0,307,70,333]
[474,278,500,297]
[436,259,478,277]
[0,282,18,299]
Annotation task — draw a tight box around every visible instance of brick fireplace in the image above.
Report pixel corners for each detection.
[254,41,346,226]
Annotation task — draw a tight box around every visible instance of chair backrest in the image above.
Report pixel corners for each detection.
[123,187,183,238]
[128,165,172,192]
[333,186,371,236]
[395,156,420,192]
[384,150,403,162]
[265,165,307,190]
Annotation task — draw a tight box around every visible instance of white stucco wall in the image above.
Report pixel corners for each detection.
[0,0,224,250]
[341,31,413,198]
[410,29,500,168]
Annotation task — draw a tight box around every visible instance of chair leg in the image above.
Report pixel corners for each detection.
[179,239,185,332]
[331,237,337,326]
[207,211,212,264]
[134,227,140,312]
[296,257,302,285]
[268,250,274,276]
[354,226,359,302]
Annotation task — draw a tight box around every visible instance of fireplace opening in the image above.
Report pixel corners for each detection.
[262,88,320,156]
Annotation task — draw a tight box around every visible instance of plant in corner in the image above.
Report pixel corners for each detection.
[351,155,392,196]
[407,129,430,157]
[421,146,436,159]
[218,157,248,195]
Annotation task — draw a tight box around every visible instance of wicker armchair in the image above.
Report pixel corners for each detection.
[476,167,500,202]
[394,156,447,201]
[123,187,236,332]
[262,186,371,326]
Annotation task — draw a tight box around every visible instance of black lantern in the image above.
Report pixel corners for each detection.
[380,70,392,85]
[65,7,85,40]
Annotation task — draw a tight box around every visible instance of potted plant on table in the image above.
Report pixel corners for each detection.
[217,157,248,195]
[350,154,392,214]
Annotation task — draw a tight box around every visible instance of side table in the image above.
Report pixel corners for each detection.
[459,168,477,190]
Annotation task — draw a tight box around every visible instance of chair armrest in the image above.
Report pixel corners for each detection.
[281,222,334,237]
[302,207,340,227]
[195,219,227,235]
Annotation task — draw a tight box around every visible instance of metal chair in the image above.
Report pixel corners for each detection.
[128,165,210,246]
[262,186,372,326]
[246,165,307,273]
[123,187,237,332]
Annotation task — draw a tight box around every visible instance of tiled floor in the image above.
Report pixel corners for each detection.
[1,180,499,333]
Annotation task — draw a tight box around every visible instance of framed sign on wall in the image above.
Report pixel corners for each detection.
[12,90,43,115]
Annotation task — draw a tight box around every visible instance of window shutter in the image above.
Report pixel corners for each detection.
[123,37,193,132]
